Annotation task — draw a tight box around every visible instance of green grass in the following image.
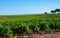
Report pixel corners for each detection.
[0,14,60,22]
[0,14,39,22]
[0,14,60,37]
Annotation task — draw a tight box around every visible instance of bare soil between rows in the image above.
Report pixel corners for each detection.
[0,30,60,38]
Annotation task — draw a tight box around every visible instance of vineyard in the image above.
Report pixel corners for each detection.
[0,14,60,38]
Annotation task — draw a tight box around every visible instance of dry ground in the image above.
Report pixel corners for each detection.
[0,30,60,38]
[12,30,60,38]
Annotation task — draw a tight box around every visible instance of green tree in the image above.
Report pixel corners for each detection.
[55,8,60,14]
[44,12,48,14]
[51,10,55,14]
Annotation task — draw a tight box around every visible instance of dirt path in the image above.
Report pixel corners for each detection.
[13,30,60,38]
[0,30,60,38]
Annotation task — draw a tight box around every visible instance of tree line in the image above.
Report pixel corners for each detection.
[44,8,60,14]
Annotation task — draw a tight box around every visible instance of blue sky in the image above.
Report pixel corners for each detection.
[0,0,60,15]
